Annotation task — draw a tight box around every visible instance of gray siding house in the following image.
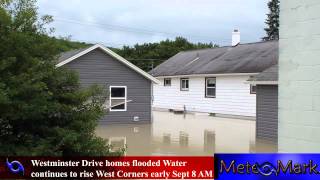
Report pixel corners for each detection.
[57,44,159,124]
[248,65,278,144]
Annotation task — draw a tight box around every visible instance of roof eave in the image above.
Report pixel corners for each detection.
[246,81,278,85]
[153,73,260,78]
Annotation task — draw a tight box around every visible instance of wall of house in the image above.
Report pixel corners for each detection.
[279,0,320,151]
[65,49,152,124]
[153,75,256,117]
[256,85,278,144]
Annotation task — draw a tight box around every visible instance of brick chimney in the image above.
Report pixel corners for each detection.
[232,29,240,46]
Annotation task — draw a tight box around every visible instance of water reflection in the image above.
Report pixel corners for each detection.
[179,131,189,147]
[107,137,126,153]
[96,124,153,155]
[96,111,277,156]
[204,130,215,153]
[163,133,171,145]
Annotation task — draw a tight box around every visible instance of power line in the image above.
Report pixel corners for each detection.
[48,16,265,48]
[63,37,168,63]
[60,37,128,48]
[52,17,231,43]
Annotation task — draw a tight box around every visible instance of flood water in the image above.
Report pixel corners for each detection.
[96,111,277,156]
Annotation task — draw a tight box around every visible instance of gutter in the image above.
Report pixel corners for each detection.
[154,73,259,78]
[246,81,278,85]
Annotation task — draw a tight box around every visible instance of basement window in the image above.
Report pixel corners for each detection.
[250,85,257,94]
[205,77,216,98]
[164,78,171,86]
[180,78,189,91]
[110,86,127,111]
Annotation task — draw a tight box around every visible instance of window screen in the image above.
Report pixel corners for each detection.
[180,78,189,91]
[206,77,216,98]
[250,84,257,94]
[164,78,171,86]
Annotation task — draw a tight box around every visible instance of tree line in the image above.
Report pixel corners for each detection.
[111,37,216,71]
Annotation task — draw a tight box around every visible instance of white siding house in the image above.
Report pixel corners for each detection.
[150,38,278,119]
[153,75,257,117]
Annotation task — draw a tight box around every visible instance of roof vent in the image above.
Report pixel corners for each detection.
[232,29,240,46]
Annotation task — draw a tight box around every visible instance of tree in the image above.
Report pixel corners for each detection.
[263,0,280,41]
[0,0,114,156]
[112,37,216,71]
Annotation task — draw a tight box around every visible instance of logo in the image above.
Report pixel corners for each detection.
[6,158,24,175]
[257,162,277,176]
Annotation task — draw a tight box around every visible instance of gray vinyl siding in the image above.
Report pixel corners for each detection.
[64,49,152,124]
[256,85,278,143]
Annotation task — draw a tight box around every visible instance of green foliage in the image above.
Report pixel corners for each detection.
[0,0,113,156]
[263,0,280,41]
[53,37,214,72]
[112,37,217,71]
[52,36,91,54]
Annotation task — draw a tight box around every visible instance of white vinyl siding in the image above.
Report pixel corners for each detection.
[153,76,256,117]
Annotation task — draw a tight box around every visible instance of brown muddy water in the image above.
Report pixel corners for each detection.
[96,111,277,155]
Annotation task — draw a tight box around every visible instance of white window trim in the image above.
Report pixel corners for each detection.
[180,78,189,91]
[205,77,216,98]
[164,78,171,86]
[250,84,257,94]
[109,86,127,112]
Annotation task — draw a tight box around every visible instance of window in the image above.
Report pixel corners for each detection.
[180,78,189,91]
[164,78,171,86]
[109,86,127,111]
[250,84,257,94]
[205,77,216,98]
[107,137,126,153]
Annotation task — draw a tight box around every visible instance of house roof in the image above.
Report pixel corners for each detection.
[149,40,278,77]
[247,64,278,85]
[56,44,160,84]
[58,47,91,63]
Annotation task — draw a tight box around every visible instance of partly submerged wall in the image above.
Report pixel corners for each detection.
[153,76,256,117]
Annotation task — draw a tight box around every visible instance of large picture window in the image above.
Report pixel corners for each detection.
[180,78,189,91]
[109,86,127,111]
[205,77,216,98]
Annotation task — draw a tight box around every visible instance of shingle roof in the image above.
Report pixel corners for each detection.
[248,64,278,82]
[56,44,160,84]
[149,41,278,77]
[57,47,91,63]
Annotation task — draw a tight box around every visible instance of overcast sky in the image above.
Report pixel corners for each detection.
[37,0,269,47]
